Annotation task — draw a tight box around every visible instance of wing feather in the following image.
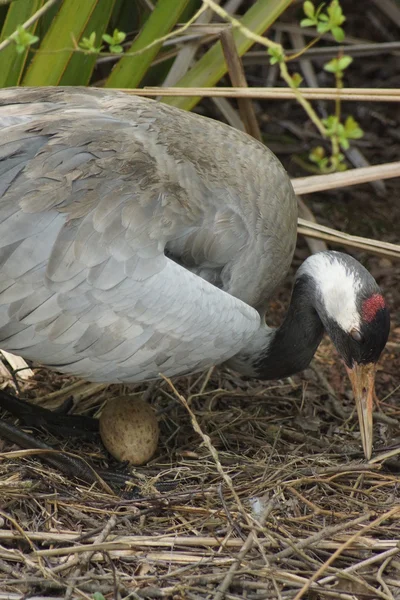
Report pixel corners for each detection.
[0,89,270,381]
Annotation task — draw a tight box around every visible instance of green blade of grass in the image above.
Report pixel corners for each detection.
[0,0,44,87]
[59,0,116,85]
[22,0,98,86]
[163,0,293,111]
[105,0,189,89]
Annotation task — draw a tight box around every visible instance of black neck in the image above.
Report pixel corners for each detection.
[250,276,324,380]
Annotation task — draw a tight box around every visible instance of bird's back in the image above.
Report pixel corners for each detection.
[0,87,296,382]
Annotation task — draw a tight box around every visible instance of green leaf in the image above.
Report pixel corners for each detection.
[337,55,352,70]
[102,28,126,53]
[300,17,317,27]
[268,46,284,64]
[316,20,331,34]
[322,115,339,135]
[12,25,39,53]
[79,34,102,53]
[291,72,303,87]
[327,0,345,26]
[309,145,329,171]
[164,0,294,111]
[324,55,352,73]
[315,2,326,19]
[79,31,100,52]
[303,1,315,18]
[331,25,344,41]
[105,0,189,88]
[109,44,123,53]
[102,33,113,44]
[22,0,99,86]
[344,115,364,139]
[115,32,126,44]
[309,146,326,162]
[0,0,43,87]
[323,57,340,73]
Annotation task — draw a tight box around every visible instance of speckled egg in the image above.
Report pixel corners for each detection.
[99,396,159,465]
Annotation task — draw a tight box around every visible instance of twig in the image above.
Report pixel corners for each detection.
[220,27,262,141]
[268,513,371,562]
[160,375,252,526]
[297,217,400,258]
[296,197,328,254]
[318,546,400,588]
[291,161,400,195]
[121,86,400,102]
[64,514,117,600]
[162,0,219,88]
[297,223,400,259]
[293,506,400,600]
[245,41,400,61]
[214,498,277,600]
[376,554,396,600]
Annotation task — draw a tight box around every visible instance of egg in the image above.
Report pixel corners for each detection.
[99,395,159,465]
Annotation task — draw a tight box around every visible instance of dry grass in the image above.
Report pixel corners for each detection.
[0,350,399,600]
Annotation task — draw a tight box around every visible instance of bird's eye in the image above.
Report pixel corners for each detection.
[350,329,363,343]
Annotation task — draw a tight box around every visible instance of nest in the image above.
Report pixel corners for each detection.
[0,345,399,600]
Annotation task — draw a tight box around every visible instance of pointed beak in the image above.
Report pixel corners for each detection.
[345,363,376,460]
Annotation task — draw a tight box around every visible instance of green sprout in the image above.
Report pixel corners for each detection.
[79,32,103,54]
[324,55,353,73]
[301,0,346,42]
[291,72,303,88]
[102,29,126,54]
[267,46,285,65]
[309,146,330,170]
[13,26,39,54]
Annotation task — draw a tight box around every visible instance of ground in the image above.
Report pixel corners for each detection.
[0,1,399,599]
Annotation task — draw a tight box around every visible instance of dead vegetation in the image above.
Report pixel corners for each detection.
[0,355,400,599]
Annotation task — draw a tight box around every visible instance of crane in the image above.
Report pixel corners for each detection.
[0,87,390,465]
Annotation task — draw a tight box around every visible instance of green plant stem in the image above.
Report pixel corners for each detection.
[330,69,343,168]
[201,0,328,140]
[285,34,322,61]
[202,0,281,51]
[278,60,326,138]
[335,70,342,121]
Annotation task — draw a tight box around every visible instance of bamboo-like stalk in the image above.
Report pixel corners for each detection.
[297,220,400,259]
[291,162,400,195]
[118,86,400,102]
[291,163,400,258]
[220,28,262,141]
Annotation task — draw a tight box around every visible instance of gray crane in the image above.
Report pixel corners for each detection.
[0,87,390,463]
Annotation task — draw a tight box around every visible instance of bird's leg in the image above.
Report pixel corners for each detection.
[0,389,99,439]
[0,418,148,492]
[0,418,102,482]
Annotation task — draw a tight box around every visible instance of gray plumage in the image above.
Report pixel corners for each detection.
[0,87,297,382]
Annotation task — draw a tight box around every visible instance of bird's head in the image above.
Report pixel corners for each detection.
[298,251,390,459]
